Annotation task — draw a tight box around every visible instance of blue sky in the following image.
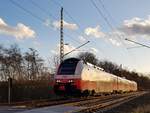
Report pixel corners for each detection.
[1,0,150,73]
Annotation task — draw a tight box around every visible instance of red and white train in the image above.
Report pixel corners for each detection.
[54,58,137,95]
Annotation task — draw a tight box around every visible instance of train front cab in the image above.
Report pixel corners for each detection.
[54,58,82,95]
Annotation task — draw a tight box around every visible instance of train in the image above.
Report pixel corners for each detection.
[54,58,137,96]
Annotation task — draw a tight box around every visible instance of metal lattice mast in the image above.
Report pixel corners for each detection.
[60,7,64,63]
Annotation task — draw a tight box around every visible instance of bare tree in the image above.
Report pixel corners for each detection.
[0,44,22,80]
[24,48,45,80]
[48,55,60,74]
[0,44,6,80]
[8,44,23,79]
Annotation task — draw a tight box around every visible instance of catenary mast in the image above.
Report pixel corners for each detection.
[60,7,64,63]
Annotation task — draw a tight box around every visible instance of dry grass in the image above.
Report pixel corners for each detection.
[132,104,150,113]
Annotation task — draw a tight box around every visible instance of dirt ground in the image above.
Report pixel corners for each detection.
[103,91,150,113]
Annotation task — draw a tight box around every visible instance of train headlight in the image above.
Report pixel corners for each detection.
[56,80,61,82]
[68,80,73,82]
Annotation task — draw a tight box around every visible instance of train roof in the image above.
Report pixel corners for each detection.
[63,58,104,70]
[62,58,136,84]
[63,57,80,62]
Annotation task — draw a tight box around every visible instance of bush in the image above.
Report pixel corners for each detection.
[132,104,150,113]
[0,80,55,102]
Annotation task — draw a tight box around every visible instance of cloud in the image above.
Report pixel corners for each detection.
[84,25,105,38]
[32,41,42,50]
[0,18,35,39]
[90,47,99,53]
[109,38,121,47]
[44,19,52,27]
[52,20,78,30]
[51,50,57,55]
[51,43,99,59]
[51,44,78,56]
[78,36,86,42]
[33,41,41,47]
[64,44,75,54]
[120,16,150,36]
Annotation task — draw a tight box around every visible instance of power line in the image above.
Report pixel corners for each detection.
[30,0,57,20]
[51,0,129,61]
[91,0,125,46]
[90,0,137,65]
[91,39,109,59]
[31,0,83,45]
[10,0,82,46]
[50,0,81,29]
[91,0,114,30]
[50,0,84,37]
[91,0,134,57]
[10,0,45,23]
[10,0,107,58]
[91,0,143,71]
[63,41,90,57]
[50,0,90,46]
[97,0,125,43]
[97,1,138,46]
[125,38,150,71]
[90,0,125,44]
[64,33,82,44]
[98,0,116,25]
[61,1,109,59]
[51,0,109,58]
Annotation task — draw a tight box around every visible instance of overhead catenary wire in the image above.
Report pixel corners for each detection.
[90,0,125,53]
[30,0,81,45]
[32,0,83,45]
[63,41,90,57]
[97,0,139,51]
[50,0,88,40]
[50,0,109,57]
[50,0,82,30]
[64,33,82,44]
[91,0,136,52]
[31,0,81,43]
[10,0,82,46]
[91,0,114,30]
[90,0,126,46]
[30,0,57,20]
[98,0,117,25]
[94,0,141,70]
[10,0,108,59]
[10,0,45,23]
[98,0,143,70]
[98,0,125,43]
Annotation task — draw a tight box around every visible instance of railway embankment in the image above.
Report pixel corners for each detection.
[103,91,150,113]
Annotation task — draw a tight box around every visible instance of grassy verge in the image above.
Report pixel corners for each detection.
[132,104,150,113]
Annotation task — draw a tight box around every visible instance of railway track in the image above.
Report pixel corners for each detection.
[5,95,111,108]
[66,91,146,113]
[28,96,111,108]
[3,91,145,113]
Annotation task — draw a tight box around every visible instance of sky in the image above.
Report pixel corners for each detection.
[1,0,150,74]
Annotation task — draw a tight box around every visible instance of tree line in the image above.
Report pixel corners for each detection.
[0,44,50,81]
[0,44,55,102]
[0,44,149,90]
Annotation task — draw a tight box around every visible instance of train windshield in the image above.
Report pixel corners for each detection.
[57,58,79,75]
